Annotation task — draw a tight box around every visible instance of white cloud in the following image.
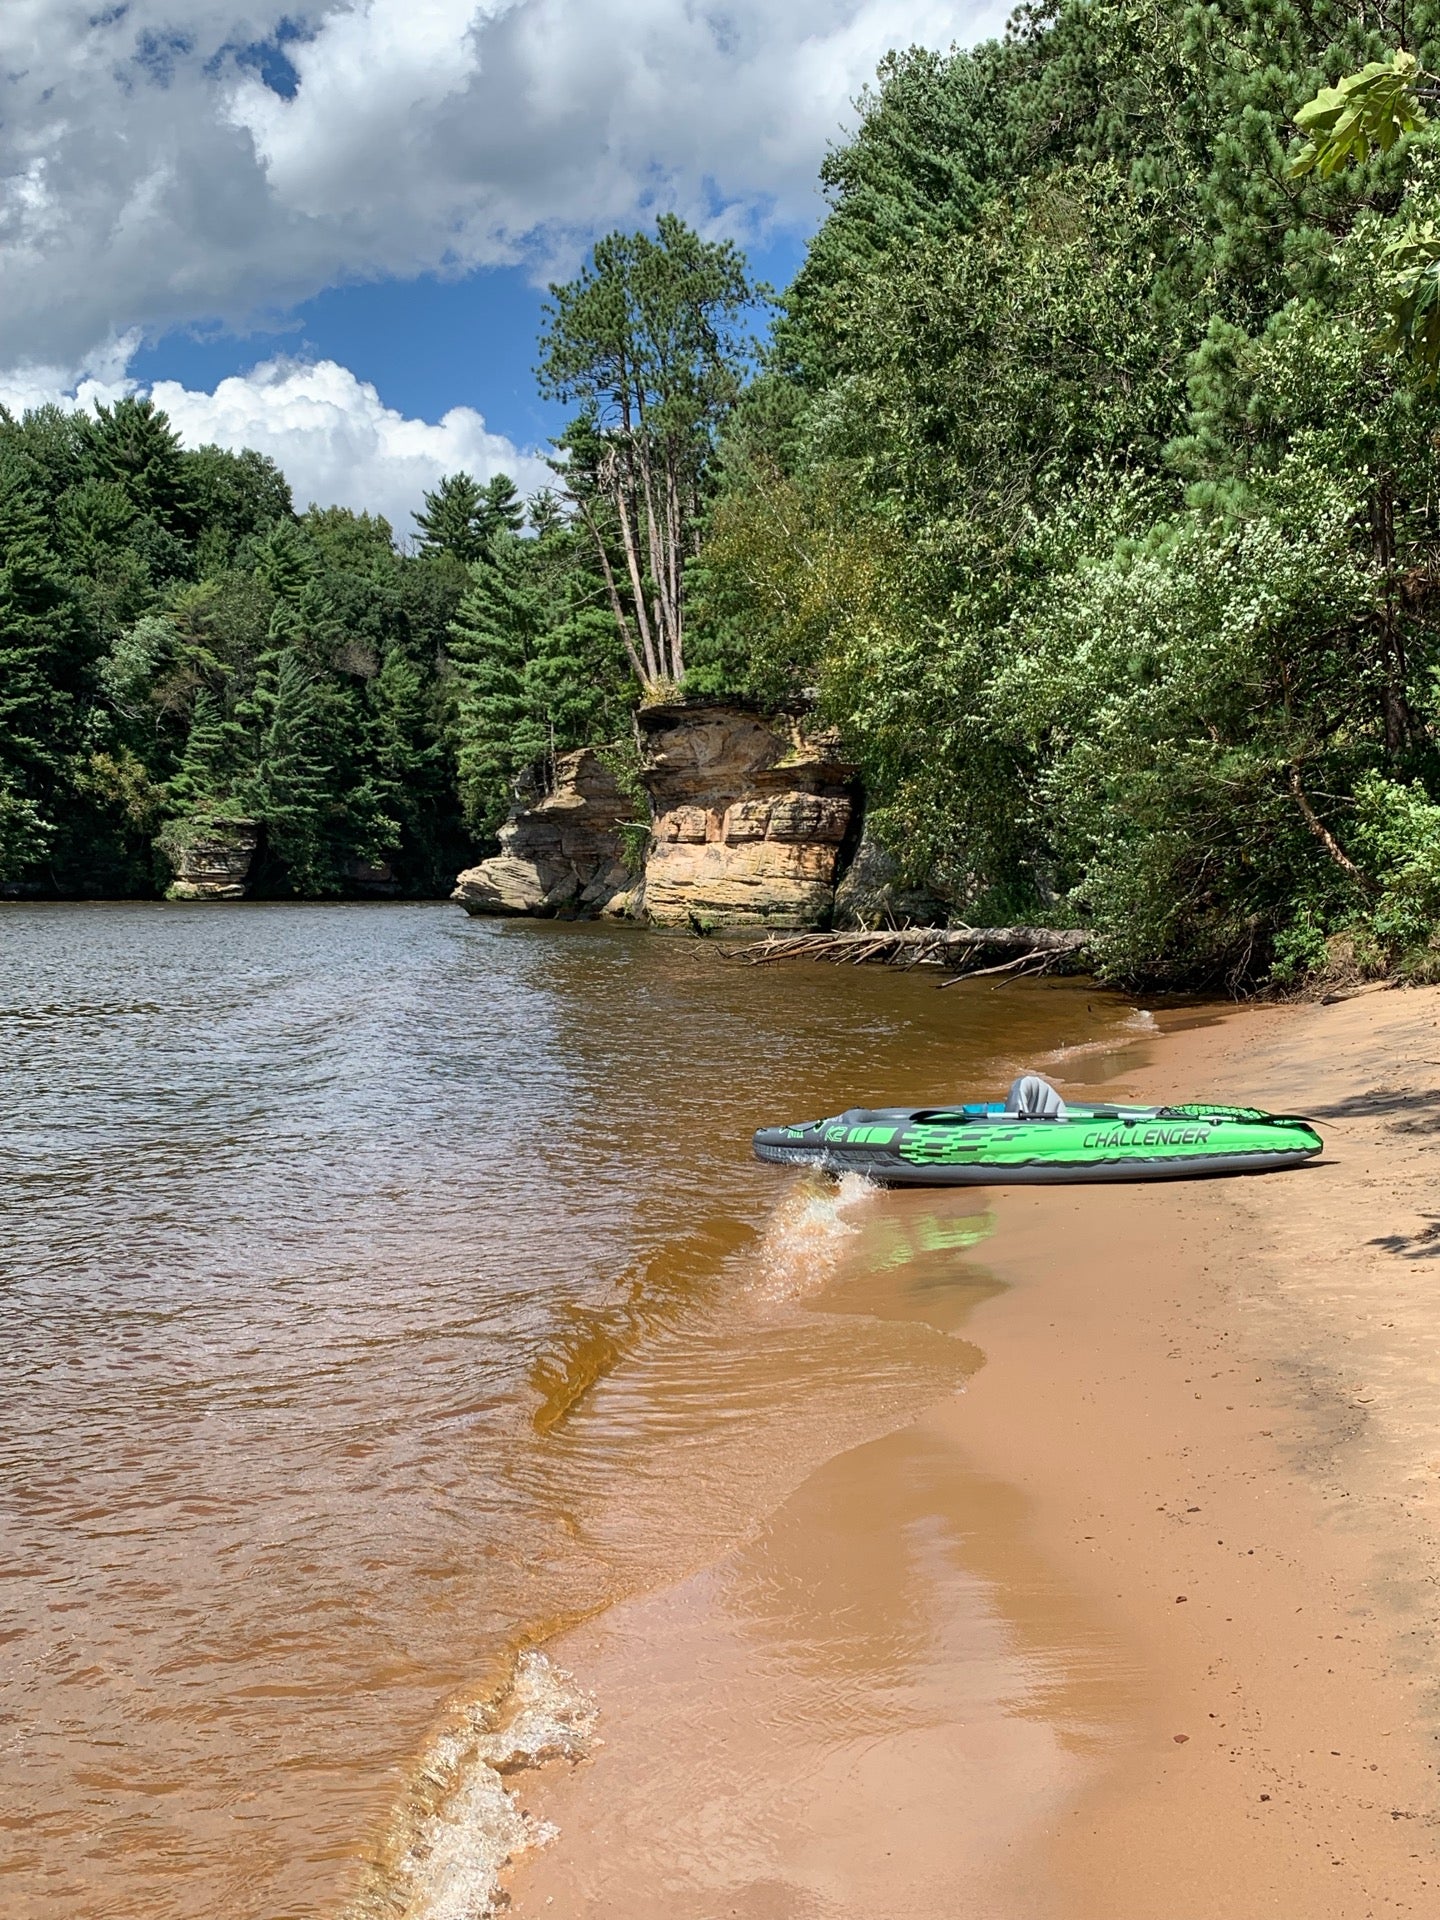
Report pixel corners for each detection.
[153,358,553,531]
[0,353,550,534]
[0,0,1009,382]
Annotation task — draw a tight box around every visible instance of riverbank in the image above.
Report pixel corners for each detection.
[498,987,1440,1916]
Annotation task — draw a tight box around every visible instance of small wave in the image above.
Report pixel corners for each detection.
[0,1000,169,1021]
[749,1170,876,1302]
[529,1218,757,1436]
[352,1651,596,1920]
[1031,1006,1159,1069]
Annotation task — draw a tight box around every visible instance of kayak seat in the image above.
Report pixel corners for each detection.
[1005,1073,1068,1120]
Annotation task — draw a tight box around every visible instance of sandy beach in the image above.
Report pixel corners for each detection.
[495,986,1440,1917]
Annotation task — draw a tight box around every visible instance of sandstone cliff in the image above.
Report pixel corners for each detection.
[452,748,640,918]
[637,703,857,928]
[163,817,260,901]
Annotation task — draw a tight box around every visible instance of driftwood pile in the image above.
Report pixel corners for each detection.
[720,924,1091,985]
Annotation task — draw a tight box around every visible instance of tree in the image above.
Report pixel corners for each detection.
[415,472,488,563]
[414,471,525,564]
[448,538,549,832]
[167,689,249,813]
[0,456,84,881]
[246,648,336,892]
[186,444,292,569]
[481,474,525,540]
[538,214,761,692]
[448,510,633,832]
[85,396,197,538]
[1289,49,1440,377]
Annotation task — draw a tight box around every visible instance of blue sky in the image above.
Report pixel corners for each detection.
[0,1,1004,528]
[127,232,812,456]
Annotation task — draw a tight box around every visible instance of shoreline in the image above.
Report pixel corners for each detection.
[493,987,1440,1916]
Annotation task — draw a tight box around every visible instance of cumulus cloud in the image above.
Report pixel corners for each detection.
[0,0,1008,381]
[0,355,551,534]
[152,358,554,530]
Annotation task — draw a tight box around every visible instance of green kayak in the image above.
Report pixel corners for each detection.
[753,1075,1321,1186]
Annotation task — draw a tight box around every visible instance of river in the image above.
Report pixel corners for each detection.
[0,902,1150,1919]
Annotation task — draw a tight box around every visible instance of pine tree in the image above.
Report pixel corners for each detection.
[526,488,566,538]
[85,396,196,539]
[246,649,336,892]
[366,646,449,882]
[414,470,526,564]
[168,689,249,814]
[414,472,488,564]
[480,474,525,540]
[0,456,83,880]
[253,518,318,648]
[448,513,633,835]
[448,537,546,833]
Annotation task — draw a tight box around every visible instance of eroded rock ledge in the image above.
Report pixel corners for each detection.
[637,703,857,928]
[452,704,862,929]
[164,817,260,901]
[452,748,640,918]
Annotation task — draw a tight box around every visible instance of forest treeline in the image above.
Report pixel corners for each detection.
[0,399,631,897]
[10,0,1440,987]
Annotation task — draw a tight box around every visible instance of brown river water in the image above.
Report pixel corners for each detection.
[0,903,1157,1920]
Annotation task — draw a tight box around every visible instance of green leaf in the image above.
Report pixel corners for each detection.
[1289,51,1426,178]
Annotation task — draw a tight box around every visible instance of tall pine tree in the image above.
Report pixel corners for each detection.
[0,456,84,882]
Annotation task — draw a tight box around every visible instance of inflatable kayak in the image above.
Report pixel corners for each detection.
[753,1075,1321,1186]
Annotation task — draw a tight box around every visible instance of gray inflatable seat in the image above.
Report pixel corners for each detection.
[1005,1073,1068,1119]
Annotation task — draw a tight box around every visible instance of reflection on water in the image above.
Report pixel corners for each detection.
[0,904,1146,1920]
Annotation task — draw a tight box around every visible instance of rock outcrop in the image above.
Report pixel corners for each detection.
[164,816,260,900]
[452,748,640,918]
[637,703,858,928]
[832,824,953,929]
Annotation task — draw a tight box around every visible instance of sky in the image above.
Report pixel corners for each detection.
[0,1,1008,535]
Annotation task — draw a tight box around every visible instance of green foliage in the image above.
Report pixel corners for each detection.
[1351,773,1440,950]
[693,0,1440,986]
[244,648,341,894]
[448,519,634,834]
[1290,51,1427,177]
[413,471,525,565]
[0,455,86,883]
[34,4,1440,972]
[0,373,627,898]
[86,396,197,539]
[540,213,762,688]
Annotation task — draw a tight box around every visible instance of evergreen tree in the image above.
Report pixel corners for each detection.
[448,512,633,834]
[539,216,760,690]
[414,471,526,563]
[414,472,489,563]
[368,646,452,884]
[0,456,84,882]
[480,473,525,540]
[526,488,566,538]
[449,538,545,833]
[167,688,248,814]
[84,397,197,539]
[246,649,336,893]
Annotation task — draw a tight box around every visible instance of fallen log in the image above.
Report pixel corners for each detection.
[720,925,1092,975]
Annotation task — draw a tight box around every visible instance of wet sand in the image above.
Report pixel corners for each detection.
[500,987,1440,1917]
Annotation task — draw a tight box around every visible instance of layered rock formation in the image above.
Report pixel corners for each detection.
[164,817,260,901]
[637,704,858,928]
[452,749,640,918]
[832,824,952,930]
